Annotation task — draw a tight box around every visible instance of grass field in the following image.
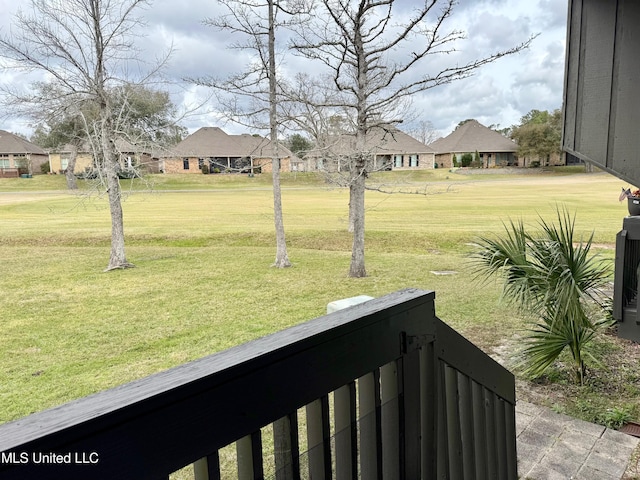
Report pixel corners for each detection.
[1,167,638,429]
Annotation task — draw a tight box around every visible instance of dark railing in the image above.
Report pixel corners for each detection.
[0,288,517,479]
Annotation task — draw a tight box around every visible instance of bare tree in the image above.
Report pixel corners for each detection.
[195,0,312,268]
[0,0,167,271]
[290,0,534,277]
[407,120,439,146]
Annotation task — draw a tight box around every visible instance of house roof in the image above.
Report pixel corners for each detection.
[168,127,294,158]
[308,127,434,157]
[54,139,150,155]
[428,120,517,154]
[366,128,435,155]
[0,130,47,155]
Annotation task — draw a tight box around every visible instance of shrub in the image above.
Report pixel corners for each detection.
[472,208,612,385]
[460,153,473,167]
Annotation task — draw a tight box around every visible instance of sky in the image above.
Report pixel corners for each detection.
[0,0,568,141]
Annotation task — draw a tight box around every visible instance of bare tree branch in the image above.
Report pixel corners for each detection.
[285,0,534,277]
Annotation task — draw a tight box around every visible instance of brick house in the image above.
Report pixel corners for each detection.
[48,140,159,175]
[0,130,49,177]
[162,127,295,174]
[429,120,520,168]
[298,127,436,172]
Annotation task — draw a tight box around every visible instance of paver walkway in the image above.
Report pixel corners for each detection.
[516,401,639,479]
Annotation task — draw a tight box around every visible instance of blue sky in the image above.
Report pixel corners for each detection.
[0,0,567,140]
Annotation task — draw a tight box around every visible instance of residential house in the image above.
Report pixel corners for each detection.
[162,127,295,174]
[49,139,159,175]
[428,120,519,168]
[299,127,436,172]
[0,130,49,177]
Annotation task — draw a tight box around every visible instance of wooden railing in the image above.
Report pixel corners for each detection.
[0,168,19,178]
[0,289,517,479]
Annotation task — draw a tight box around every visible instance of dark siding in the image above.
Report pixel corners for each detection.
[563,0,640,186]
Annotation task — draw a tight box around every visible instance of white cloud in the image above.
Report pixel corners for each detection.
[0,0,569,139]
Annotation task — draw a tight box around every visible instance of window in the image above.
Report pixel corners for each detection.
[183,158,190,170]
[409,154,418,167]
[14,156,27,168]
[198,158,204,169]
[394,155,403,168]
[0,154,9,168]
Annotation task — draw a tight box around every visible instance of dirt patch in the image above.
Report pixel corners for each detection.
[490,329,640,425]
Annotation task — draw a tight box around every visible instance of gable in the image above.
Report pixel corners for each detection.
[429,120,517,154]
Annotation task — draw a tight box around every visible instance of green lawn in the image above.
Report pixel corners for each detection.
[0,168,636,427]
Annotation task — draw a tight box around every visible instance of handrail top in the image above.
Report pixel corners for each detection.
[0,288,436,451]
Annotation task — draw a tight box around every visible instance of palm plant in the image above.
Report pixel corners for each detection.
[472,208,612,385]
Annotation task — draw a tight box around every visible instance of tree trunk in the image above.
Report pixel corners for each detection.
[268,0,291,269]
[101,118,133,271]
[272,157,291,268]
[348,198,355,233]
[348,159,366,278]
[65,144,78,190]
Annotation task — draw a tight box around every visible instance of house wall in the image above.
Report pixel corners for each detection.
[49,152,93,174]
[134,154,160,174]
[480,152,518,168]
[162,156,292,174]
[434,153,454,169]
[251,157,291,173]
[27,154,49,174]
[0,153,50,174]
[163,157,202,174]
[390,153,435,170]
[50,152,158,174]
[516,152,565,167]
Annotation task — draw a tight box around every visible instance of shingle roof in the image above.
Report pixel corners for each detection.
[55,138,146,154]
[308,127,434,156]
[0,130,47,155]
[366,128,435,154]
[428,120,517,154]
[168,127,293,158]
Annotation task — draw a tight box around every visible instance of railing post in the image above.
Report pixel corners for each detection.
[306,396,331,479]
[484,389,497,479]
[193,457,209,480]
[472,381,488,479]
[328,296,375,480]
[358,371,381,480]
[194,453,221,480]
[334,382,357,480]
[457,374,475,479]
[494,399,508,480]
[274,414,299,480]
[380,361,399,480]
[237,432,263,480]
[420,343,437,479]
[444,365,463,479]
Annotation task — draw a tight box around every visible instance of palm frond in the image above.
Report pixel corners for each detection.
[472,206,613,383]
